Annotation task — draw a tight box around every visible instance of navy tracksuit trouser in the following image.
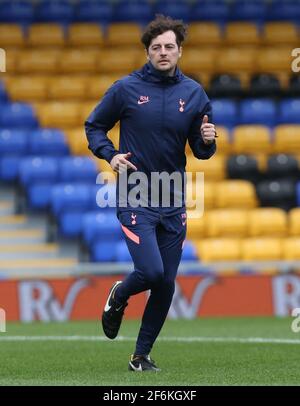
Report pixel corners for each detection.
[114,209,186,356]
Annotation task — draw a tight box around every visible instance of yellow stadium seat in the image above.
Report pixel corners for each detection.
[242,238,282,260]
[86,74,121,100]
[65,127,90,156]
[263,23,299,46]
[0,24,24,47]
[98,48,142,74]
[225,23,260,46]
[68,23,104,47]
[106,23,141,47]
[273,125,300,154]
[49,76,88,100]
[248,208,287,237]
[179,48,217,74]
[216,180,257,209]
[18,49,60,73]
[283,238,300,260]
[59,49,100,73]
[27,24,65,47]
[215,126,232,155]
[186,212,206,239]
[4,49,20,73]
[97,159,116,179]
[196,239,242,262]
[289,208,300,236]
[7,76,49,102]
[36,102,83,129]
[80,101,100,123]
[186,180,216,212]
[206,209,249,237]
[257,47,293,74]
[185,23,222,47]
[216,47,257,74]
[186,155,226,181]
[232,125,272,154]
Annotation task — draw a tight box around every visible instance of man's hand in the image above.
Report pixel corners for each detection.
[200,115,218,145]
[110,152,137,174]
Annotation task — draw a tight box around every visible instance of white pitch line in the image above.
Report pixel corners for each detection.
[0,336,300,345]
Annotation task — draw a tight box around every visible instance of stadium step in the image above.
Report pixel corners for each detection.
[0,258,77,269]
[0,243,60,260]
[0,229,45,243]
[0,214,28,229]
[0,200,14,216]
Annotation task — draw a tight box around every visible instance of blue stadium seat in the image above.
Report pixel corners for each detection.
[0,81,8,103]
[297,182,300,207]
[35,1,74,24]
[115,240,131,262]
[91,241,117,262]
[190,2,229,24]
[278,99,300,124]
[0,1,34,24]
[51,183,91,237]
[230,1,267,24]
[75,1,113,23]
[60,156,98,183]
[19,156,59,209]
[114,1,153,24]
[0,129,28,181]
[82,210,122,246]
[210,99,238,127]
[0,103,39,130]
[154,2,190,22]
[182,241,198,261]
[239,99,276,126]
[267,2,300,23]
[29,129,69,156]
[90,183,117,211]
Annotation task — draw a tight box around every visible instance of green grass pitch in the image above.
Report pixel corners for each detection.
[1,317,300,386]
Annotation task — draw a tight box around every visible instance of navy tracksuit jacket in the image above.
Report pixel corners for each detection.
[85,62,216,355]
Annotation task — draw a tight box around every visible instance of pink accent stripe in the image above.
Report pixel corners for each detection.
[182,239,186,249]
[121,225,140,244]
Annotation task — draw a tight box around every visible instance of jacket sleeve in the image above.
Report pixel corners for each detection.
[85,81,123,163]
[188,93,216,160]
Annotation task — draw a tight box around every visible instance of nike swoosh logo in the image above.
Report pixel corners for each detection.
[137,100,149,105]
[129,362,143,371]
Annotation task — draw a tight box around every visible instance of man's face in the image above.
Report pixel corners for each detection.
[147,30,182,76]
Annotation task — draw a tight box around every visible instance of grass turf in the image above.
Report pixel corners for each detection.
[0,317,300,386]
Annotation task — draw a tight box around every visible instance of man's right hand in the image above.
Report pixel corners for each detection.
[110,152,137,174]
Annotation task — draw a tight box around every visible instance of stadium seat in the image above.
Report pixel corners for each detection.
[289,208,300,236]
[257,47,293,74]
[113,2,153,24]
[263,22,299,46]
[190,2,229,24]
[59,49,100,74]
[216,48,256,75]
[297,182,300,207]
[75,1,113,24]
[249,74,282,97]
[232,125,271,154]
[230,1,267,24]
[35,1,74,24]
[0,1,34,24]
[248,208,287,237]
[49,77,88,101]
[184,23,221,47]
[227,155,261,184]
[216,180,258,209]
[86,75,121,100]
[214,126,231,155]
[210,99,238,127]
[273,125,300,154]
[283,238,300,260]
[115,240,132,262]
[225,22,260,45]
[65,127,90,156]
[186,214,206,239]
[185,180,216,211]
[242,238,282,261]
[287,75,300,97]
[266,154,299,181]
[206,209,249,238]
[182,241,198,261]
[82,211,122,246]
[278,99,300,124]
[68,23,104,47]
[267,2,300,24]
[0,129,28,181]
[106,23,141,47]
[98,49,142,74]
[7,76,49,102]
[239,99,276,126]
[196,239,241,262]
[186,155,226,181]
[209,74,243,98]
[19,156,58,209]
[51,183,92,237]
[90,241,117,262]
[60,156,98,183]
[256,180,297,211]
[0,24,24,47]
[179,48,217,75]
[0,81,8,103]
[29,129,69,157]
[36,102,82,128]
[0,102,38,129]
[154,3,190,22]
[27,23,65,47]
[18,49,60,74]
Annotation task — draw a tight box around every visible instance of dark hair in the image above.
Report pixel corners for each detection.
[141,14,188,50]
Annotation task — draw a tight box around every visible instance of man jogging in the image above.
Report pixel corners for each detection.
[85,15,217,372]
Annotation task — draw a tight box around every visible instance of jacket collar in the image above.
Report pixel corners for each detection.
[134,62,183,84]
